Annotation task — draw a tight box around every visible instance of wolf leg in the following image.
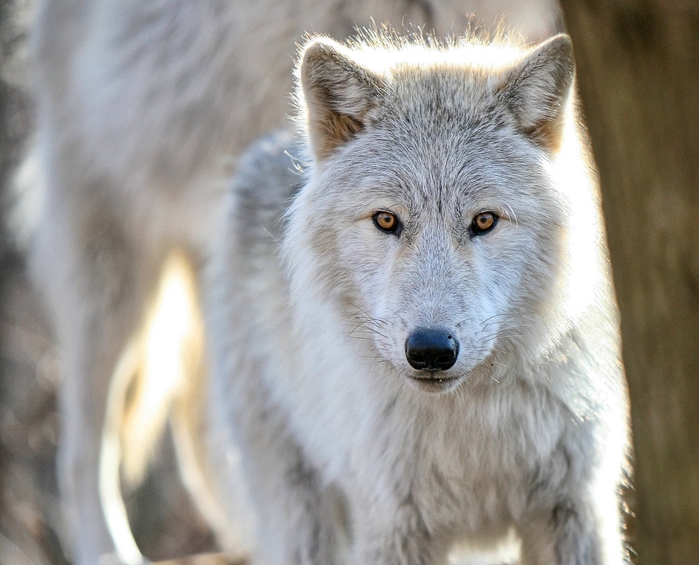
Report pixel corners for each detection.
[350,501,448,565]
[215,376,342,565]
[517,492,627,565]
[30,198,156,565]
[170,324,248,555]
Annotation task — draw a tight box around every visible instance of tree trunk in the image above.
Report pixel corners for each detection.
[558,1,699,563]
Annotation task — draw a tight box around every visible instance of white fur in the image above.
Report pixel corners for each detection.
[205,33,630,565]
[16,1,562,564]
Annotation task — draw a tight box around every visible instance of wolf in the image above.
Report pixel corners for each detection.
[204,30,631,565]
[17,1,564,564]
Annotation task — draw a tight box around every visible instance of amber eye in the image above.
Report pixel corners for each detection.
[470,211,498,236]
[372,211,401,235]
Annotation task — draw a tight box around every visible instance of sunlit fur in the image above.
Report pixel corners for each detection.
[206,31,630,565]
[16,2,561,564]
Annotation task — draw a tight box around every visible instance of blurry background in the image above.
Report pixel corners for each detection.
[1,0,248,562]
[1,0,697,564]
[560,2,699,563]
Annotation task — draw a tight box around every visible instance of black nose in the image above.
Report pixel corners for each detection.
[405,328,459,371]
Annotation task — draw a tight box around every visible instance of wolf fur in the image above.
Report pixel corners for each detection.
[205,31,630,565]
[19,1,563,564]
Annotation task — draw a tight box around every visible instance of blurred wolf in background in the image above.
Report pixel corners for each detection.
[13,0,563,564]
[204,30,630,565]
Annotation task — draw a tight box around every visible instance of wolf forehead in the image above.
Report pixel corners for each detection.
[297,30,574,162]
[300,34,556,119]
[298,47,546,192]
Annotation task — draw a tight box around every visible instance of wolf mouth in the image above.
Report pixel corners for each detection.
[407,374,463,393]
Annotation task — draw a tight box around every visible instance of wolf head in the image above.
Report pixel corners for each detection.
[284,32,606,394]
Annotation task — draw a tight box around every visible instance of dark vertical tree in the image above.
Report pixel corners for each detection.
[559,1,699,563]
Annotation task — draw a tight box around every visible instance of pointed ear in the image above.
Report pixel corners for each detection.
[299,38,384,160]
[500,34,575,151]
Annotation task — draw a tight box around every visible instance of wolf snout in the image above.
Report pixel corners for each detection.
[405,328,459,371]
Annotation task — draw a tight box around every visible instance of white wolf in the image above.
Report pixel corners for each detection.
[17,1,562,564]
[204,31,630,565]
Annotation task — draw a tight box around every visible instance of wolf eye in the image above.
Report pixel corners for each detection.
[470,211,498,236]
[373,211,401,235]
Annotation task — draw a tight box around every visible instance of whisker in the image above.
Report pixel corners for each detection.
[262,226,280,244]
[385,307,408,326]
[502,201,519,228]
[479,327,529,340]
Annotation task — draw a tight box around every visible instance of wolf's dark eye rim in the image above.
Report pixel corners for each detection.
[372,211,402,235]
[470,211,498,236]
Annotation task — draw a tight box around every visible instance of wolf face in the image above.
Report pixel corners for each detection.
[286,34,584,394]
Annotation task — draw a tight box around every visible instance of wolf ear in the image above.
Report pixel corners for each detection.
[299,38,384,160]
[500,34,575,151]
